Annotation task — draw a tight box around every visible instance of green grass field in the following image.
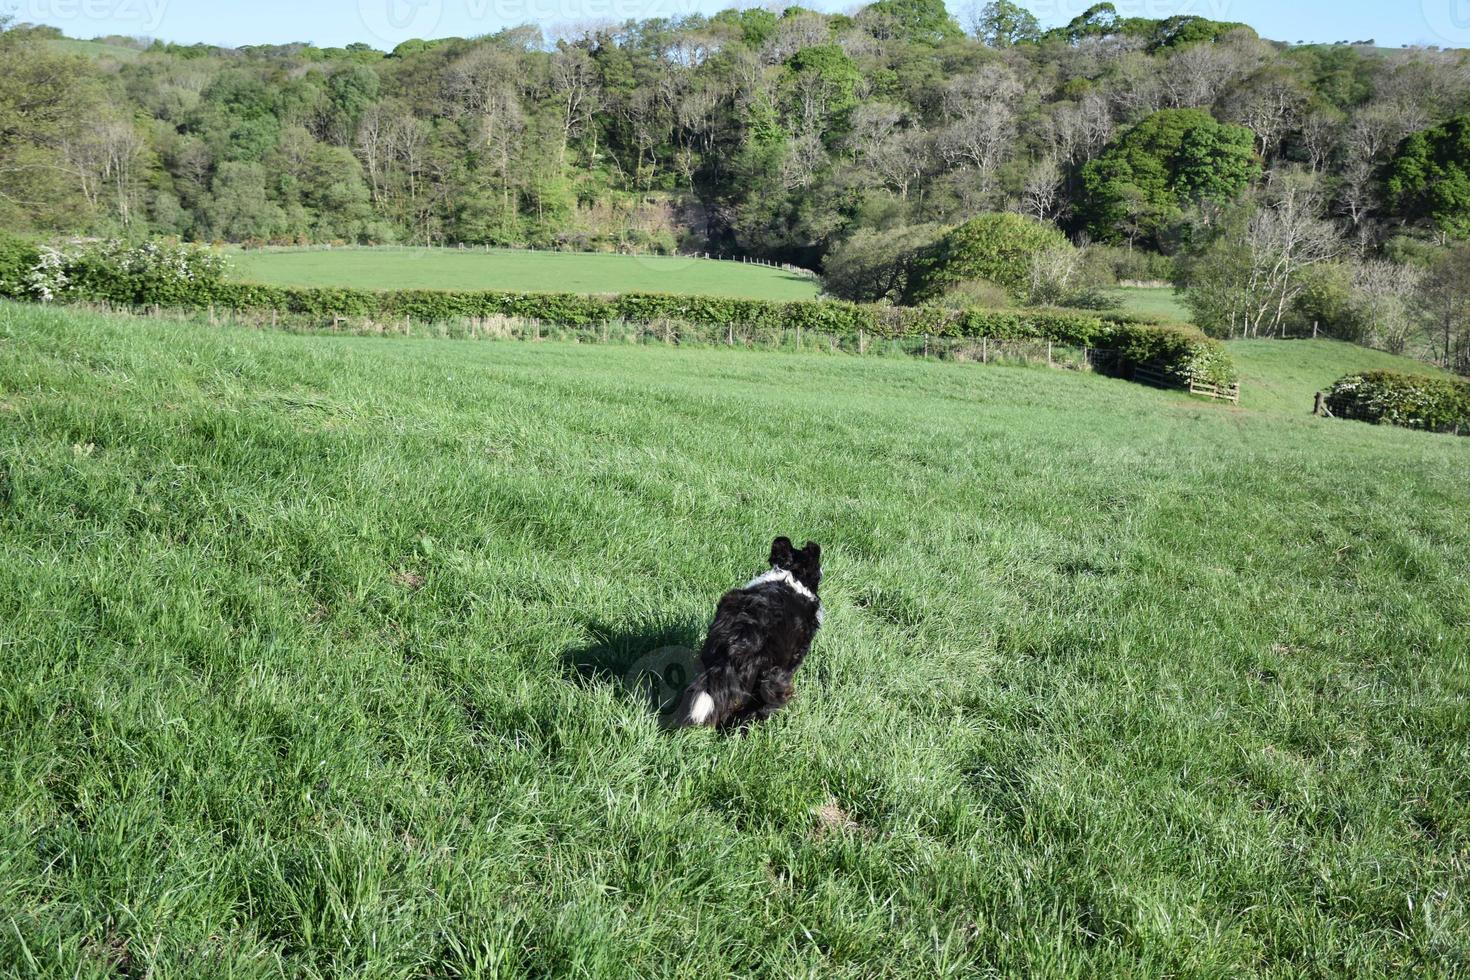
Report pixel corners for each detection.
[1111,285,1191,322]
[2,302,1467,977]
[229,248,823,301]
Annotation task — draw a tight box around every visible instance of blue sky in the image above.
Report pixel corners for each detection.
[13,0,1470,50]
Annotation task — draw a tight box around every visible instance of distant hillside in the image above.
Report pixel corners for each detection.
[44,38,141,61]
[5,10,1468,266]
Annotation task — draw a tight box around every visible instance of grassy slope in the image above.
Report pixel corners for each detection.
[1111,285,1190,323]
[229,248,822,301]
[2,303,1467,977]
[1228,339,1453,415]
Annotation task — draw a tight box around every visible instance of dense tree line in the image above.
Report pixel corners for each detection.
[2,3,1468,367]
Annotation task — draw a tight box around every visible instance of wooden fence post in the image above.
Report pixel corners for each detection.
[982,337,988,363]
[1047,341,1053,366]
[1313,391,1327,416]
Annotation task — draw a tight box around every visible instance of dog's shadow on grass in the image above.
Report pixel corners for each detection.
[562,619,705,726]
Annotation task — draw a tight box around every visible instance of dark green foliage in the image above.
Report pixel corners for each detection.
[1104,318,1239,388]
[1327,370,1470,434]
[782,44,863,133]
[1044,6,1253,49]
[0,7,1454,278]
[1080,110,1260,248]
[0,232,38,298]
[907,213,1071,303]
[1286,263,1363,342]
[1384,116,1470,240]
[864,0,964,44]
[1082,245,1176,285]
[974,1,1042,47]
[823,224,943,302]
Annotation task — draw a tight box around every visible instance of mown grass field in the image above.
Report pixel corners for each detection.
[2,302,1467,977]
[229,248,822,301]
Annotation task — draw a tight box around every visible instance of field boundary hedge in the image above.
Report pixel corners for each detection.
[161,283,1239,388]
[5,240,1238,389]
[1326,371,1469,435]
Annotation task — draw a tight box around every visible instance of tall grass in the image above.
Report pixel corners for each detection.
[1,302,1466,977]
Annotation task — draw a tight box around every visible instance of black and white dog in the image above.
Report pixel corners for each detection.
[676,537,823,729]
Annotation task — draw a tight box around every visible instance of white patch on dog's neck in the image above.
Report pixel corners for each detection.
[689,692,716,725]
[746,567,819,604]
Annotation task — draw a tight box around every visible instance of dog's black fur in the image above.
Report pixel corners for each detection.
[676,537,823,729]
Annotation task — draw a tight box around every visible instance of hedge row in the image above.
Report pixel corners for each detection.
[213,285,1239,386]
[42,269,1239,388]
[1327,371,1470,434]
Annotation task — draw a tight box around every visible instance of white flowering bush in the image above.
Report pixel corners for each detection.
[19,239,230,307]
[1327,371,1470,435]
[25,246,72,302]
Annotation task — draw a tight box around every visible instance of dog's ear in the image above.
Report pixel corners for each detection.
[802,541,821,563]
[770,537,795,567]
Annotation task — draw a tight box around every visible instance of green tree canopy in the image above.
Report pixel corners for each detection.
[0,23,99,230]
[906,212,1071,303]
[865,0,965,44]
[1079,109,1260,248]
[1385,116,1470,240]
[975,1,1041,46]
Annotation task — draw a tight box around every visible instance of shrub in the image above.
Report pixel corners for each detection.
[823,224,944,303]
[927,279,1013,311]
[1102,319,1238,389]
[1326,371,1470,434]
[0,231,39,298]
[1286,262,1362,342]
[22,239,229,306]
[1081,244,1176,286]
[907,213,1072,304]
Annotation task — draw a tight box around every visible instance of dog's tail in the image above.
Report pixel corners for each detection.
[675,670,731,728]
